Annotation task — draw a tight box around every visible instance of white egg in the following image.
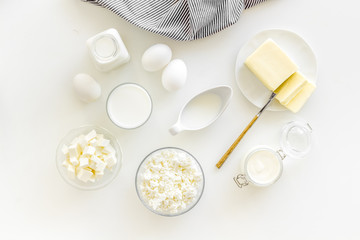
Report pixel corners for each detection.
[161,59,187,91]
[73,73,101,103]
[142,44,172,72]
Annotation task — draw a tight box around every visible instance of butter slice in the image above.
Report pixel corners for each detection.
[285,81,316,113]
[275,72,307,105]
[245,39,298,91]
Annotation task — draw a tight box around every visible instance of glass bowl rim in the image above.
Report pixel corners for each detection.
[135,146,205,217]
[56,124,123,191]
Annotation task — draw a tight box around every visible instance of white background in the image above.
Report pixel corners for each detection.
[1,0,359,239]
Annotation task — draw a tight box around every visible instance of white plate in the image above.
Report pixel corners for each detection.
[235,29,317,111]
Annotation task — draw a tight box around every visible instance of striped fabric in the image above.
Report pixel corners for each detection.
[83,0,267,41]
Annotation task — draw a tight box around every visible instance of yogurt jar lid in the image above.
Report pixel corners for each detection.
[234,121,313,189]
[280,121,312,159]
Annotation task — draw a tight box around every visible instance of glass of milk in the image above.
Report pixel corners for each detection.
[106,83,152,129]
[234,121,312,188]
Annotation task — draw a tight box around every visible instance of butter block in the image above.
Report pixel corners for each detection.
[104,154,117,169]
[83,146,96,156]
[69,157,79,167]
[77,168,93,183]
[68,144,81,159]
[61,145,69,156]
[79,157,89,168]
[275,72,307,105]
[67,165,76,179]
[245,39,298,91]
[285,81,316,113]
[85,130,97,142]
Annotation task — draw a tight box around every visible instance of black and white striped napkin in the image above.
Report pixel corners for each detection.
[83,0,266,41]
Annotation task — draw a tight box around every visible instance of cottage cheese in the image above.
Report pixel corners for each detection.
[138,148,203,214]
[62,130,117,183]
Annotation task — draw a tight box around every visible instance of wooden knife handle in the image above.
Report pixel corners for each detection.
[216,114,259,169]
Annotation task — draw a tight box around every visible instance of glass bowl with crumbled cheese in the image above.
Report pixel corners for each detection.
[56,125,122,190]
[135,147,205,216]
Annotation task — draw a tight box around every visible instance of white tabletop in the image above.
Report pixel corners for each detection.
[1,0,359,239]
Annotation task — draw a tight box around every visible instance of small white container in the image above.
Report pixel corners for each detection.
[87,28,130,72]
[234,121,312,188]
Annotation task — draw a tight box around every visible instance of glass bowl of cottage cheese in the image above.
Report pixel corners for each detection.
[56,125,122,190]
[135,147,205,217]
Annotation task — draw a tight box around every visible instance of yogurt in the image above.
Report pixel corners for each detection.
[244,148,282,186]
[107,83,152,129]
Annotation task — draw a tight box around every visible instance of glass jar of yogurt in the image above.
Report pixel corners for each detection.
[234,121,312,188]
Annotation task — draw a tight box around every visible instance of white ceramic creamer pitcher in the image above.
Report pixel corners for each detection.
[169,85,233,135]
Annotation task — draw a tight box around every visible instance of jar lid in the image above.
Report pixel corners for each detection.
[94,35,118,60]
[280,121,312,159]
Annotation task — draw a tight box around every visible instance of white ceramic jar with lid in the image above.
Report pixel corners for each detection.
[87,28,130,72]
[234,121,312,188]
